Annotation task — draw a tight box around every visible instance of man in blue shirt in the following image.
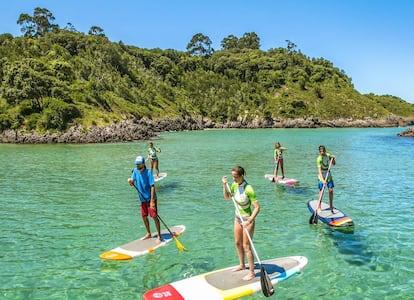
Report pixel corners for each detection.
[128,155,162,242]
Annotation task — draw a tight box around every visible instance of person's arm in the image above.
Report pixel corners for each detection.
[222,176,231,200]
[150,185,156,208]
[247,201,260,225]
[128,169,136,186]
[331,154,336,165]
[318,165,325,183]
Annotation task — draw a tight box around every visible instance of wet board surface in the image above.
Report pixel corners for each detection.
[154,172,167,182]
[308,199,354,227]
[142,255,308,300]
[100,225,185,260]
[264,174,300,185]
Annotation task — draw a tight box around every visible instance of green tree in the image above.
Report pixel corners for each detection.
[186,33,213,57]
[239,32,260,50]
[221,35,239,50]
[88,26,105,36]
[1,59,52,111]
[17,7,58,38]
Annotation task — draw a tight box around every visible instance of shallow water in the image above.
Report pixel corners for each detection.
[1,127,413,299]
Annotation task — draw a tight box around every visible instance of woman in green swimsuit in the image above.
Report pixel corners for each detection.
[222,166,260,281]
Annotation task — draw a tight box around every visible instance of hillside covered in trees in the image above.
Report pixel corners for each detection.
[1,7,414,137]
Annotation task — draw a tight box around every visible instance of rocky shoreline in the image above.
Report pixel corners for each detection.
[397,126,414,137]
[1,116,413,144]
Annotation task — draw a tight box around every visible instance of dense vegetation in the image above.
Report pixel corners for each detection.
[1,7,413,133]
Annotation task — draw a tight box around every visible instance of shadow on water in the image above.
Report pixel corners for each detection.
[318,226,375,268]
[274,184,313,196]
[99,259,133,272]
[155,180,181,194]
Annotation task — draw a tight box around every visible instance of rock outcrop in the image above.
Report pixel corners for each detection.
[1,116,413,144]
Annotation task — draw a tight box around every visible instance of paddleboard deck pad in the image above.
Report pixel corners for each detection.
[264,174,299,185]
[100,225,185,260]
[142,255,308,300]
[154,172,167,182]
[308,199,354,227]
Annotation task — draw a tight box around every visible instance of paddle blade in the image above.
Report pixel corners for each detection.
[260,265,274,297]
[174,237,187,251]
[309,212,318,224]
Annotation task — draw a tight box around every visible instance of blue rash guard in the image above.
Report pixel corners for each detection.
[131,167,156,202]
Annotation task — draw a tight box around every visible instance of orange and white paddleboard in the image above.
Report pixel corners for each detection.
[100,225,185,260]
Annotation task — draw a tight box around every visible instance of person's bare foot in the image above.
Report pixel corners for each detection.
[155,238,162,244]
[232,265,245,272]
[242,272,255,281]
[140,233,152,240]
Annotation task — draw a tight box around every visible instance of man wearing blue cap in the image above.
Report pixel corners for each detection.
[128,155,162,242]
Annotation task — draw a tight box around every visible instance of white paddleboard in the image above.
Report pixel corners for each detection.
[264,174,300,185]
[154,172,167,182]
[100,225,185,260]
[142,255,308,300]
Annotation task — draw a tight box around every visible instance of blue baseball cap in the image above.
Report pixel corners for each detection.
[135,156,145,165]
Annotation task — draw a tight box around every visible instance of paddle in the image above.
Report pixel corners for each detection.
[272,162,278,183]
[155,211,187,251]
[132,183,187,251]
[225,182,274,297]
[309,157,334,225]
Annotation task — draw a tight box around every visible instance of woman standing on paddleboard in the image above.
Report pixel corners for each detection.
[273,141,287,181]
[147,142,161,179]
[222,166,260,281]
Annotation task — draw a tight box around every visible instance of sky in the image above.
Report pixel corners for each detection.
[2,0,414,103]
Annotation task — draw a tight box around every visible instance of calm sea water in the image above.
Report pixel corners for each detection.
[1,128,413,300]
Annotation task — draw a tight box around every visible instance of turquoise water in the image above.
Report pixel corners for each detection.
[1,128,413,299]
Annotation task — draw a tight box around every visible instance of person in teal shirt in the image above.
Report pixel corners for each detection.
[222,166,260,281]
[317,145,336,213]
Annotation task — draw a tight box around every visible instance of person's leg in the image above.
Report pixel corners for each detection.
[242,222,256,281]
[329,188,334,212]
[141,216,151,239]
[154,159,159,177]
[149,199,162,242]
[141,203,152,239]
[232,220,246,271]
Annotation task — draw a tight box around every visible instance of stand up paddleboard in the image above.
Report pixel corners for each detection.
[154,172,167,182]
[307,199,354,227]
[142,256,308,300]
[264,174,299,185]
[100,225,185,260]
